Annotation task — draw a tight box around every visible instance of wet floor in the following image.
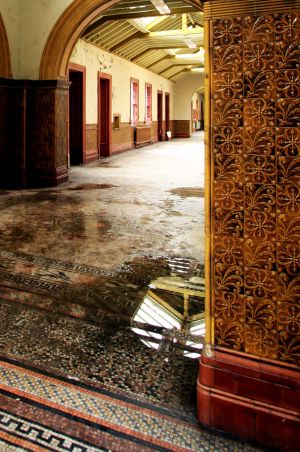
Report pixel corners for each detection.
[0,133,205,415]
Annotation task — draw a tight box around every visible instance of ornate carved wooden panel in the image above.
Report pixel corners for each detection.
[211,11,300,365]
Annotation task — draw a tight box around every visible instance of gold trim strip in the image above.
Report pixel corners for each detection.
[204,17,213,345]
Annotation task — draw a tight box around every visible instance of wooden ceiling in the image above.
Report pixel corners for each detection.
[81,0,204,80]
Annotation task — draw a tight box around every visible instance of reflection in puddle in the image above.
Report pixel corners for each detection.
[132,260,205,360]
[68,183,117,190]
[55,213,110,235]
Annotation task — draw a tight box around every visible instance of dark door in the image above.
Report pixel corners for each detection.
[157,92,163,142]
[99,77,110,157]
[165,93,170,139]
[69,70,83,165]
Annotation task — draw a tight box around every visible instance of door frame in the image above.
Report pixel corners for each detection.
[68,63,86,165]
[98,71,112,158]
[157,90,163,142]
[165,92,170,139]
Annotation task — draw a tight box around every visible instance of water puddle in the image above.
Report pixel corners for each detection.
[68,183,117,190]
[169,187,204,198]
[96,163,120,168]
[55,214,111,235]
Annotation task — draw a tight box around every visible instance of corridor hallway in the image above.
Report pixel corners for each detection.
[0,134,259,451]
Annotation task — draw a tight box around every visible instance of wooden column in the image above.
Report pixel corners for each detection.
[199,1,300,449]
[0,79,70,188]
[26,80,70,186]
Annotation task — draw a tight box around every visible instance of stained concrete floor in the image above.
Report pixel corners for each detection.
[0,132,205,270]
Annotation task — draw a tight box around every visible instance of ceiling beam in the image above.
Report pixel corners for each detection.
[147,26,203,38]
[165,55,201,62]
[131,45,187,61]
[145,54,202,69]
[169,67,189,79]
[158,63,200,75]
[188,13,195,27]
[82,7,201,36]
[145,56,173,69]
[109,31,145,52]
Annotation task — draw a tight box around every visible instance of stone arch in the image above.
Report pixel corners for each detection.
[39,0,202,80]
[0,13,11,78]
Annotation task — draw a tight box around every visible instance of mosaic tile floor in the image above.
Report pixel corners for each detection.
[0,357,263,451]
[0,135,264,450]
[0,250,200,414]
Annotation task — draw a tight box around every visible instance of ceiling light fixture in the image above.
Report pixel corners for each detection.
[150,0,171,15]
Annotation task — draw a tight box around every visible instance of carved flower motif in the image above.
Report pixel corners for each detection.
[214,127,243,155]
[213,18,243,46]
[215,291,245,321]
[214,181,244,210]
[244,42,275,71]
[245,268,277,299]
[245,325,277,358]
[245,99,275,127]
[215,236,243,266]
[214,72,243,99]
[278,302,300,335]
[277,70,300,98]
[278,243,300,274]
[276,127,300,156]
[275,12,300,41]
[245,155,276,184]
[277,184,300,214]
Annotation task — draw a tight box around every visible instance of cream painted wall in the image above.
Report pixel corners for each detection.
[174,72,204,120]
[70,39,175,125]
[0,0,73,78]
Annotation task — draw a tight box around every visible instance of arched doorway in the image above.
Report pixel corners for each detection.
[191,88,204,132]
[0,13,11,78]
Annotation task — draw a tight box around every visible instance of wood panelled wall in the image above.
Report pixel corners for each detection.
[85,120,177,159]
[205,2,300,366]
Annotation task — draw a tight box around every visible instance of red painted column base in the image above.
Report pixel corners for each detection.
[197,347,300,451]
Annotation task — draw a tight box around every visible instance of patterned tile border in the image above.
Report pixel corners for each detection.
[0,357,261,452]
[0,409,104,451]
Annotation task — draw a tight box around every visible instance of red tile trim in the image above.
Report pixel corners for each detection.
[197,348,300,451]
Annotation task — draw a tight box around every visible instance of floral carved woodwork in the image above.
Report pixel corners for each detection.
[212,12,300,365]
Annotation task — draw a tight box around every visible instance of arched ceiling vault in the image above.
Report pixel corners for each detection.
[40,0,203,80]
[82,0,204,80]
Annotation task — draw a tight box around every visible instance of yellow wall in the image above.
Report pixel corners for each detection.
[70,39,175,125]
[174,72,204,120]
[0,0,73,78]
